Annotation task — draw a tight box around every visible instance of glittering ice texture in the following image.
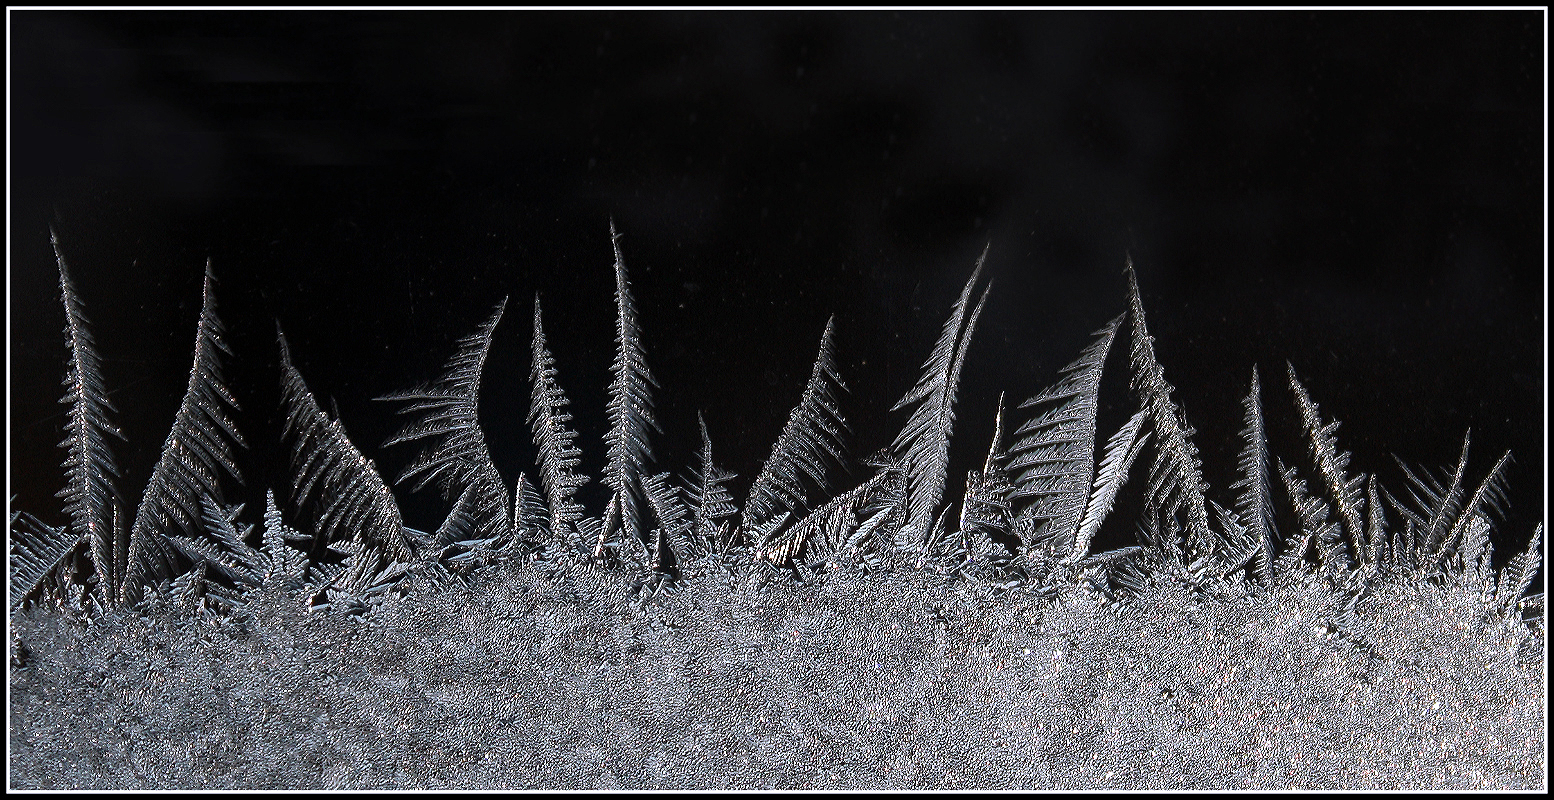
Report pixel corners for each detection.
[7,557,1544,790]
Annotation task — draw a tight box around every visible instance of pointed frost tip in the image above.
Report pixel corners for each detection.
[200,267,220,318]
[52,233,72,279]
[1123,259,1142,307]
[609,220,628,275]
[276,329,296,372]
[1285,360,1305,393]
[964,252,987,295]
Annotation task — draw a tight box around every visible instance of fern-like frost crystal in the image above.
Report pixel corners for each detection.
[52,232,126,604]
[1124,263,1215,566]
[741,316,849,549]
[597,221,661,560]
[380,299,512,542]
[529,295,589,552]
[280,330,415,568]
[1231,367,1278,584]
[1007,314,1121,560]
[891,251,990,558]
[1287,362,1367,567]
[9,511,82,610]
[686,413,740,556]
[126,263,246,605]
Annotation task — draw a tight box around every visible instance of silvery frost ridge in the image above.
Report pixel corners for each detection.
[9,225,1545,790]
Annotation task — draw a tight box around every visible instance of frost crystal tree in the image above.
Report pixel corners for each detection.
[280,330,417,587]
[685,413,739,557]
[1007,314,1123,563]
[596,221,661,563]
[1124,263,1216,566]
[528,295,588,553]
[52,231,124,607]
[127,263,248,606]
[379,299,512,543]
[890,253,991,562]
[740,316,849,555]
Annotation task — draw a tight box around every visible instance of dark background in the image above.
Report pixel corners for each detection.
[10,11,1544,561]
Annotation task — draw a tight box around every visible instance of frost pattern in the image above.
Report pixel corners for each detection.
[9,229,1544,790]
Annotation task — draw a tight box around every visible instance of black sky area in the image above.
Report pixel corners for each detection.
[9,11,1545,560]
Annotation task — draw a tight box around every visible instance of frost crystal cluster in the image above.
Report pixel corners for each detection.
[9,228,1545,790]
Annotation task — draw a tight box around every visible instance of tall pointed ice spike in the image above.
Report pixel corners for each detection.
[982,392,1007,479]
[1125,261,1214,565]
[1287,362,1366,567]
[596,220,661,561]
[687,412,739,556]
[529,295,589,550]
[1071,407,1150,564]
[127,261,246,605]
[1232,366,1278,584]
[379,298,511,541]
[741,316,849,545]
[280,328,415,566]
[1007,313,1122,558]
[1431,449,1513,576]
[52,230,126,602]
[891,248,990,556]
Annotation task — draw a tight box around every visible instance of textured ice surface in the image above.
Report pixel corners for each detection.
[9,555,1544,790]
